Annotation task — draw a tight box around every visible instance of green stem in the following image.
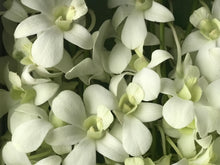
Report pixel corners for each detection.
[168,23,182,77]
[166,136,184,158]
[157,126,167,155]
[160,23,165,50]
[199,0,210,12]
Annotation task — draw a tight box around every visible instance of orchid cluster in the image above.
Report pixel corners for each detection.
[1,0,220,164]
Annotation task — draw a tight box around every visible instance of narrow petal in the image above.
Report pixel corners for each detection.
[12,119,53,153]
[32,26,64,68]
[147,49,173,68]
[14,14,53,38]
[121,11,147,49]
[96,133,128,162]
[172,159,189,165]
[35,155,62,165]
[108,42,132,74]
[45,125,86,146]
[160,78,176,96]
[64,23,93,50]
[134,103,162,122]
[122,116,152,156]
[144,1,174,22]
[2,142,31,165]
[205,79,220,108]
[212,0,220,20]
[0,89,18,118]
[52,90,86,126]
[83,84,117,115]
[112,5,133,29]
[181,31,209,54]
[63,138,96,165]
[33,82,59,105]
[132,68,160,101]
[3,0,28,22]
[162,97,194,129]
[21,0,56,15]
[52,145,72,155]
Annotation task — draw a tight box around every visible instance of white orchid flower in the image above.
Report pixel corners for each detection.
[108,0,174,49]
[14,0,93,68]
[109,67,162,156]
[45,86,128,165]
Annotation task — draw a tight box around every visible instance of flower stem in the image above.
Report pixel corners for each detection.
[157,125,167,155]
[88,9,96,32]
[168,23,182,77]
[166,136,183,158]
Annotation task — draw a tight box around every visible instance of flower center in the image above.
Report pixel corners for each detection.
[53,5,76,31]
[119,93,138,114]
[83,115,105,140]
[135,0,153,11]
[199,18,220,40]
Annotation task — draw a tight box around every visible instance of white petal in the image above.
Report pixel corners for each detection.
[112,5,133,29]
[172,159,189,165]
[205,79,220,108]
[160,78,176,96]
[177,131,196,158]
[181,31,209,54]
[162,97,194,129]
[14,14,53,38]
[144,1,174,22]
[70,0,88,20]
[63,138,96,165]
[144,32,160,46]
[21,0,56,15]
[122,116,152,156]
[64,23,93,50]
[109,73,128,98]
[32,26,64,68]
[52,145,72,155]
[190,7,210,28]
[196,47,220,81]
[45,125,85,146]
[109,42,131,74]
[12,119,53,153]
[147,49,173,68]
[96,133,128,162]
[195,103,218,137]
[3,0,28,22]
[121,11,147,49]
[0,89,17,118]
[21,65,50,85]
[35,155,62,165]
[2,142,31,165]
[134,103,162,122]
[83,84,117,115]
[33,82,59,105]
[97,106,114,130]
[212,0,220,20]
[132,68,160,101]
[108,0,134,8]
[52,90,86,126]
[54,50,74,73]
[65,58,97,79]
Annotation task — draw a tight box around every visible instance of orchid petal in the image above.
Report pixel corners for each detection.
[162,97,194,129]
[32,26,63,68]
[52,90,86,126]
[122,115,152,156]
[14,14,53,38]
[144,1,174,22]
[35,155,62,165]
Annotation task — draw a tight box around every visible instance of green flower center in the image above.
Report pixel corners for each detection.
[199,18,220,40]
[83,115,105,140]
[135,0,153,11]
[53,5,76,31]
[118,93,138,114]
